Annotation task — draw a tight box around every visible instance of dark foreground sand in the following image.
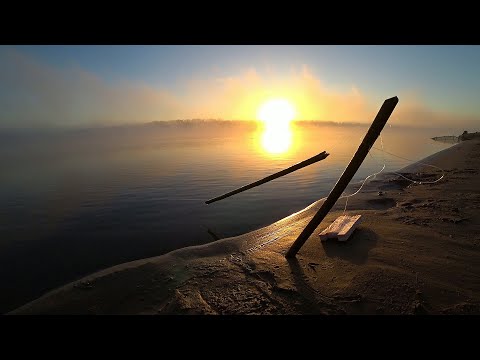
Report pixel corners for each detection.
[11,139,480,315]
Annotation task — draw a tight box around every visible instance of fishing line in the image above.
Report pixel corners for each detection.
[341,134,387,214]
[341,163,386,214]
[370,146,445,185]
[341,135,446,213]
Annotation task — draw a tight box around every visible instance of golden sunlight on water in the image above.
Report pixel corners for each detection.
[260,125,293,154]
[256,98,297,156]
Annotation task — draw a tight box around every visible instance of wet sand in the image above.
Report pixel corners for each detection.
[11,139,480,315]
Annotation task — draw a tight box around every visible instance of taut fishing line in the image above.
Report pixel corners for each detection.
[370,146,445,185]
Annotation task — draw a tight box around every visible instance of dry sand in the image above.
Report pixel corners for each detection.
[10,139,480,315]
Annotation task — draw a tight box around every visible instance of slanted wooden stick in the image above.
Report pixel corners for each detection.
[205,151,329,204]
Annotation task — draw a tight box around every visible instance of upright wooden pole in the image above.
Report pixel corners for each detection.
[285,96,399,258]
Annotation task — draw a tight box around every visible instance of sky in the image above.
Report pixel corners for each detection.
[0,45,479,129]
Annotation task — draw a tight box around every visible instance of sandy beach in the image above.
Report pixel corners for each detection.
[10,139,480,315]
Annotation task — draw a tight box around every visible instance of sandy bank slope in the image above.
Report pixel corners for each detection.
[11,140,480,315]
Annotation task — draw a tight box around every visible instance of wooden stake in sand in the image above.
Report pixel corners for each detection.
[285,96,399,258]
[205,151,329,204]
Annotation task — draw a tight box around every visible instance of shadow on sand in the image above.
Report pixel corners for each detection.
[285,257,345,314]
[320,227,378,265]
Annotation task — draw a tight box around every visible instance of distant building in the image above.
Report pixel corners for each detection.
[459,130,480,141]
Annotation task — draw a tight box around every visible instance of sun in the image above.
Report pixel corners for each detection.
[257,99,296,129]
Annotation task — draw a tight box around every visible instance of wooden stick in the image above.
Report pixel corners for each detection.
[205,151,329,204]
[285,96,399,258]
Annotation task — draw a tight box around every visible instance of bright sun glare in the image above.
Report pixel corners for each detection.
[256,99,296,155]
[257,99,296,129]
[261,128,292,154]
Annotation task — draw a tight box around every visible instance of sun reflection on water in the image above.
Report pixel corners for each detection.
[261,125,292,154]
[254,119,298,157]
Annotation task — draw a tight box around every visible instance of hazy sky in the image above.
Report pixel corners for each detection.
[1,45,479,129]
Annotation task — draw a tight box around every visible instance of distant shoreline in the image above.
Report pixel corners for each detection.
[0,119,472,134]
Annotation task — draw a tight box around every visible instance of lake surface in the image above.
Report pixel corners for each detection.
[0,121,453,312]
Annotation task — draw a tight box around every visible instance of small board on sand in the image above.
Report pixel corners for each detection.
[319,215,363,242]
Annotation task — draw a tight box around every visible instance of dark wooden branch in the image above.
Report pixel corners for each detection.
[205,151,329,204]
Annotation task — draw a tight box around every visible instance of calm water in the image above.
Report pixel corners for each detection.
[0,121,453,312]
